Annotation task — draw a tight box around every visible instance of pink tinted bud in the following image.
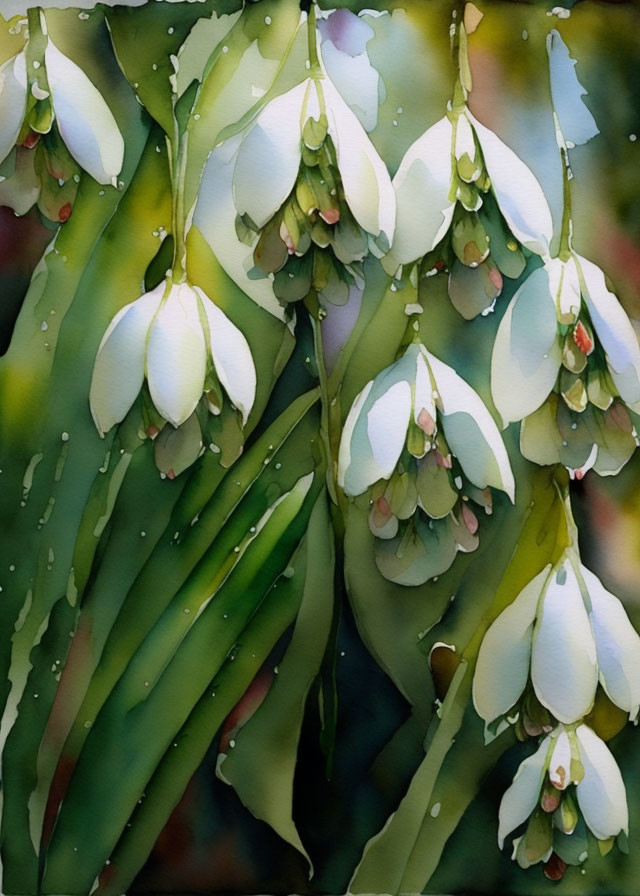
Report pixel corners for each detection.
[417,408,436,436]
[320,208,340,225]
[573,320,594,355]
[461,502,478,535]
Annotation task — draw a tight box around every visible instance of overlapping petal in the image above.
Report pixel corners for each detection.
[200,290,257,425]
[491,266,562,426]
[575,724,629,840]
[89,286,163,435]
[577,254,640,410]
[323,77,395,245]
[470,112,553,256]
[498,735,551,849]
[45,38,124,185]
[530,560,598,723]
[582,565,640,719]
[388,115,455,266]
[473,566,550,724]
[232,80,307,230]
[427,350,515,500]
[146,283,208,428]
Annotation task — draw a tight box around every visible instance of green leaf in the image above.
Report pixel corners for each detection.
[217,489,335,867]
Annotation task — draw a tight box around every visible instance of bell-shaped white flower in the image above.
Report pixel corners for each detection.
[90,278,256,434]
[43,39,124,185]
[474,555,640,727]
[388,108,553,270]
[337,341,514,500]
[232,73,395,248]
[492,252,640,427]
[499,723,628,852]
[0,28,123,187]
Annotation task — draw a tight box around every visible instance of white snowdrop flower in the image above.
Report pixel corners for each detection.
[498,723,628,854]
[387,108,553,270]
[232,72,395,249]
[90,278,256,434]
[474,556,640,727]
[492,252,640,428]
[337,341,514,500]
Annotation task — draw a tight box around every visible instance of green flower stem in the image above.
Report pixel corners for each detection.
[307,1,321,77]
[450,3,472,111]
[168,125,189,283]
[558,132,574,261]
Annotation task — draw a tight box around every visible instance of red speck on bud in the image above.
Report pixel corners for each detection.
[417,408,436,436]
[58,203,72,223]
[573,320,594,356]
[488,267,503,293]
[541,788,561,813]
[279,221,296,254]
[377,496,392,518]
[523,714,543,737]
[167,468,176,480]
[435,451,452,469]
[22,131,40,149]
[461,502,478,535]
[574,468,584,482]
[319,208,340,225]
[543,853,568,881]
[146,425,160,439]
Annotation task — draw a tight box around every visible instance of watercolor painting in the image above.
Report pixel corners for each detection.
[1,0,639,893]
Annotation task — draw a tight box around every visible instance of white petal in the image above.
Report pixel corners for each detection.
[531,559,598,723]
[0,51,28,166]
[498,736,551,849]
[146,283,207,427]
[427,351,515,500]
[337,379,374,494]
[338,345,419,496]
[491,266,562,426]
[45,39,124,184]
[575,724,628,839]
[194,135,286,320]
[367,379,412,477]
[389,116,455,266]
[577,254,640,408]
[470,112,553,255]
[232,80,306,229]
[198,288,256,425]
[324,77,395,244]
[473,566,549,724]
[582,565,640,719]
[89,286,162,434]
[548,730,572,790]
[546,255,581,323]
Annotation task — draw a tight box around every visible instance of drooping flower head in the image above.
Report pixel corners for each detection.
[498,723,628,875]
[231,37,395,313]
[0,11,124,221]
[473,555,640,732]
[386,105,553,319]
[90,276,256,475]
[338,341,514,584]
[492,252,640,478]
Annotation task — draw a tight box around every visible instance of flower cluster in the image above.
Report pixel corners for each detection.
[90,276,256,474]
[474,553,640,871]
[385,105,553,319]
[492,252,640,478]
[337,340,514,584]
[232,69,395,314]
[0,12,124,220]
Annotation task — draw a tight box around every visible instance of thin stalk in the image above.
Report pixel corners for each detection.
[306,1,321,76]
[169,123,189,283]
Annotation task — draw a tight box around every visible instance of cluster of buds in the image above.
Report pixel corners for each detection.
[499,722,628,877]
[232,70,395,314]
[473,553,640,874]
[337,340,514,585]
[385,105,553,320]
[492,252,640,477]
[90,276,256,476]
[0,11,123,220]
